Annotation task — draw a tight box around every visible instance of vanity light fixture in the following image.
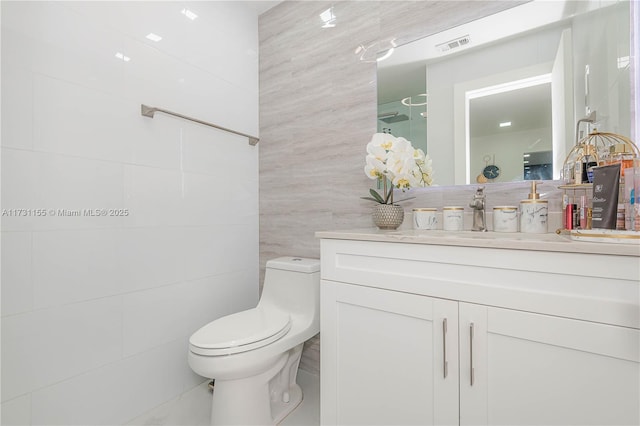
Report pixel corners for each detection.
[146,33,163,42]
[499,121,512,127]
[468,74,551,100]
[181,8,198,20]
[115,52,131,62]
[319,7,336,28]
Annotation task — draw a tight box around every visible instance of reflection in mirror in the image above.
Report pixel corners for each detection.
[377,91,427,149]
[468,76,552,183]
[377,0,632,186]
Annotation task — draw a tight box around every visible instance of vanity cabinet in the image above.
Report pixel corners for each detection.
[319,235,640,425]
[458,303,638,426]
[321,281,458,425]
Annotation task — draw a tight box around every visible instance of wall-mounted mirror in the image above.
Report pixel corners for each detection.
[377,0,632,186]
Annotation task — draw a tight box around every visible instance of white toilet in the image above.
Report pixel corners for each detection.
[188,257,320,425]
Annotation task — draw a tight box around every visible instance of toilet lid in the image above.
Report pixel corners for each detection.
[189,308,291,356]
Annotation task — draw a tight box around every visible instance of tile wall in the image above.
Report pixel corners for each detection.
[1,2,260,424]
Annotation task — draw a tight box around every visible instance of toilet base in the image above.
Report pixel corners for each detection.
[209,344,304,425]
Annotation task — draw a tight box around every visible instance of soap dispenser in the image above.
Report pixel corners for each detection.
[520,181,548,233]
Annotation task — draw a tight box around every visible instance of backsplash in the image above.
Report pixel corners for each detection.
[400,181,565,232]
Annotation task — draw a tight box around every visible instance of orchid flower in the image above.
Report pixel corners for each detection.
[362,133,433,204]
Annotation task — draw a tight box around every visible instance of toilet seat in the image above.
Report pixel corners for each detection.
[189,308,291,356]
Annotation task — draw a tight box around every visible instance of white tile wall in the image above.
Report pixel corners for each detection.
[30,340,196,426]
[123,369,320,426]
[119,227,185,292]
[1,1,260,424]
[1,232,33,316]
[32,230,125,308]
[1,149,125,232]
[2,297,123,401]
[1,394,31,426]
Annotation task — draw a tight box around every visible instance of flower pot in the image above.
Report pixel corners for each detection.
[372,204,404,230]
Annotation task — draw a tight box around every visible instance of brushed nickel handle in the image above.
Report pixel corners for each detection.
[470,322,475,386]
[442,318,448,378]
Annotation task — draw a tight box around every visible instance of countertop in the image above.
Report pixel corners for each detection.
[316,228,640,257]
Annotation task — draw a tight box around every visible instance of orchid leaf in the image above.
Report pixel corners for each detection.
[369,188,385,204]
[360,196,383,203]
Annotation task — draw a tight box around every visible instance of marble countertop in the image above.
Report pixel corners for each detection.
[316,228,640,257]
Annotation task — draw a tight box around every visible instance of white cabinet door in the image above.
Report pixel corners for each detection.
[321,280,459,426]
[460,303,640,425]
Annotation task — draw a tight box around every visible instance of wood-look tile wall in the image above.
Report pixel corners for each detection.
[258,0,545,376]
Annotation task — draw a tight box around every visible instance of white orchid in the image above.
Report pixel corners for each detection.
[363,133,434,204]
[364,154,386,179]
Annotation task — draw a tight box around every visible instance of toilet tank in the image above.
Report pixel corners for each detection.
[259,257,320,317]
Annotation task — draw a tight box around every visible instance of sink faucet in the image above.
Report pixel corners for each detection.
[469,186,487,232]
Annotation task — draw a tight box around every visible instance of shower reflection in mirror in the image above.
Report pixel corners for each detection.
[377,93,428,153]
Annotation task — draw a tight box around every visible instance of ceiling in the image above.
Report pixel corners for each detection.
[245,1,283,16]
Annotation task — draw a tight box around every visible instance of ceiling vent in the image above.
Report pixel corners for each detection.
[436,35,471,52]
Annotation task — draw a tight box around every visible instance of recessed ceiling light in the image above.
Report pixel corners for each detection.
[181,8,198,20]
[146,33,163,42]
[499,121,512,127]
[115,52,131,62]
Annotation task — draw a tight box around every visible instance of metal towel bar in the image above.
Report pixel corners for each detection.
[141,104,259,146]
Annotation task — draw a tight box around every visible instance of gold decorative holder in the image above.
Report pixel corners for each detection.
[558,131,640,235]
[562,131,639,174]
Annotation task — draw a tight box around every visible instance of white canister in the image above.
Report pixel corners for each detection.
[520,200,548,233]
[413,208,438,230]
[493,206,519,232]
[443,206,464,231]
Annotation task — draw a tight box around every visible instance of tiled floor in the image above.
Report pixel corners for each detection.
[280,370,320,426]
[126,369,320,426]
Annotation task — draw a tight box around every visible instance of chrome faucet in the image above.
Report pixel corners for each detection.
[469,186,487,232]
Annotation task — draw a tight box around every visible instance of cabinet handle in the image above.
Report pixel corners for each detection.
[442,318,448,378]
[470,322,475,386]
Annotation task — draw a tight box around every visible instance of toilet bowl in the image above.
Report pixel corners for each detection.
[188,257,320,425]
